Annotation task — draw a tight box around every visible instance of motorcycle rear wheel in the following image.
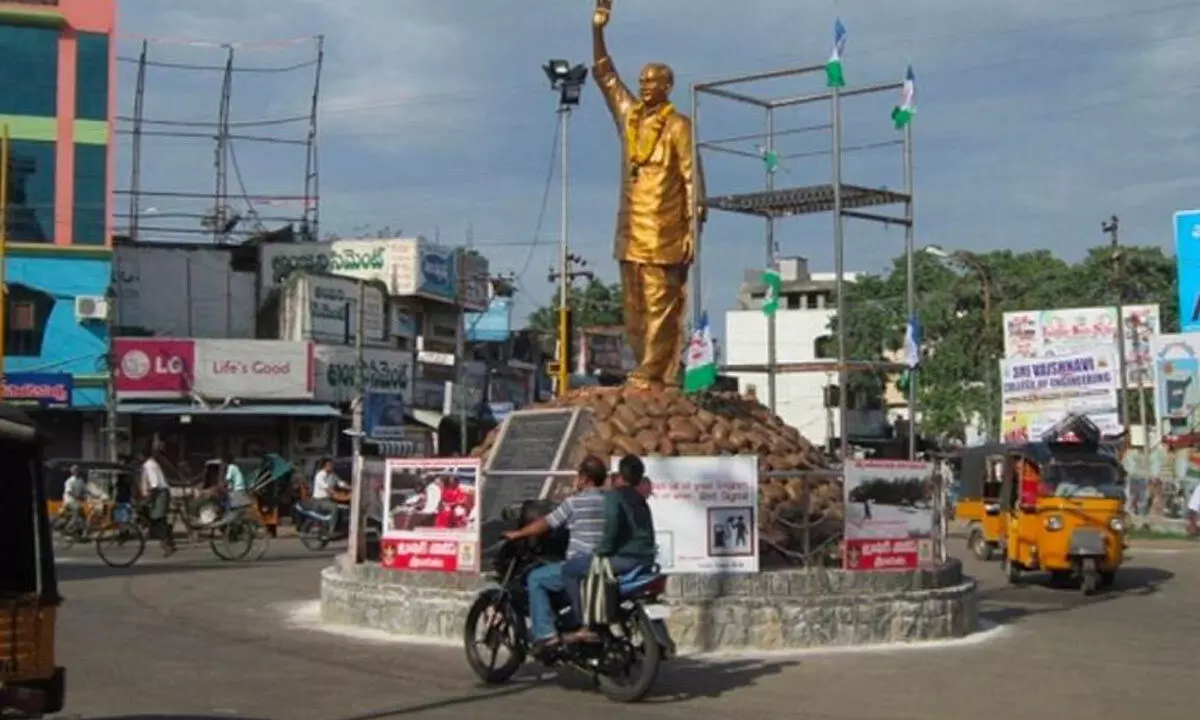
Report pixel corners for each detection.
[298,518,330,551]
[463,589,526,684]
[595,605,662,703]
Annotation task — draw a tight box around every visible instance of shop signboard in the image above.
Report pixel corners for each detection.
[193,340,314,400]
[999,350,1121,442]
[364,392,407,439]
[1,372,73,408]
[417,243,457,302]
[626,456,759,574]
[280,273,387,346]
[843,459,936,571]
[460,250,490,311]
[381,458,480,572]
[114,338,196,399]
[1001,304,1160,386]
[313,345,413,405]
[259,238,415,296]
[465,297,512,342]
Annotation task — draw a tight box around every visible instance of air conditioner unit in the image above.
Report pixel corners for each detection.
[75,295,110,323]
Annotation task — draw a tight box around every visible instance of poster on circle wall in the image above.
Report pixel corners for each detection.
[621,455,759,574]
[843,459,935,571]
[381,458,480,573]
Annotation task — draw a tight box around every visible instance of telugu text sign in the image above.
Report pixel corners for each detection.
[843,459,935,571]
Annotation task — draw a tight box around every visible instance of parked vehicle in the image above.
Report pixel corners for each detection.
[0,408,66,717]
[462,501,675,703]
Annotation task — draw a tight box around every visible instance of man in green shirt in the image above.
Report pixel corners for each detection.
[561,454,658,641]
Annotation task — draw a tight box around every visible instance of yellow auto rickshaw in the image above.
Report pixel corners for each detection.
[998,415,1126,595]
[0,407,65,716]
[953,443,1008,561]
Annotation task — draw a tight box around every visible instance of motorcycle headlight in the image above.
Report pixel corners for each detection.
[1110,516,1125,533]
[1045,515,1064,531]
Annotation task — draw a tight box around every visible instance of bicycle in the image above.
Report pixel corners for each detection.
[53,500,146,568]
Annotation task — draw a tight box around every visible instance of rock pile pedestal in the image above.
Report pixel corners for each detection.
[471,386,845,564]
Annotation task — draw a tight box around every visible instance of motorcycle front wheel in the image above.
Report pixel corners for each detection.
[297,517,330,551]
[463,589,526,684]
[595,605,662,703]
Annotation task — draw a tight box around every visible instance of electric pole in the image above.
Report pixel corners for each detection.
[346,278,366,564]
[548,253,593,394]
[1104,215,1131,440]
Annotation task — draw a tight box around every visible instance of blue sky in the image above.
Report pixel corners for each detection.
[115,0,1200,327]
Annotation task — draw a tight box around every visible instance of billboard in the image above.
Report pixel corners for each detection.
[1152,333,1200,441]
[1176,210,1200,332]
[115,338,314,401]
[1000,350,1121,442]
[843,459,935,571]
[278,273,387,346]
[1002,304,1159,386]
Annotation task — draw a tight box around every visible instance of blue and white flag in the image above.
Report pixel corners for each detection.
[904,314,923,368]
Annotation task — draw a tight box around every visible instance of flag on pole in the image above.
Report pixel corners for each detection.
[761,269,782,316]
[891,65,916,130]
[904,314,923,368]
[825,19,847,88]
[684,312,717,393]
[757,145,780,173]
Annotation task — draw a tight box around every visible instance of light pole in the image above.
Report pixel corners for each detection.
[543,59,587,397]
[925,245,996,440]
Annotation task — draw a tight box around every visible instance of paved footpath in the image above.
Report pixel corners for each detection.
[51,538,1200,720]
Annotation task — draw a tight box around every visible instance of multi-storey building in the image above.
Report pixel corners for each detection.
[1,0,115,457]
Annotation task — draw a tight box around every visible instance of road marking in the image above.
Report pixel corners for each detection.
[278,600,1011,657]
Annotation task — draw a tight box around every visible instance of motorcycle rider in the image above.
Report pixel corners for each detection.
[502,455,609,654]
[310,458,348,538]
[562,453,657,643]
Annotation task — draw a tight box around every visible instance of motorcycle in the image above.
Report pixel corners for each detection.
[463,533,676,703]
[292,498,351,550]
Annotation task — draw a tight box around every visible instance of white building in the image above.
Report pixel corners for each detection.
[723,257,888,449]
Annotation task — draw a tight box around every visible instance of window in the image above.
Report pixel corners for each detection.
[75,32,110,121]
[73,144,107,245]
[3,140,56,244]
[0,25,58,117]
[4,283,54,357]
[814,335,836,359]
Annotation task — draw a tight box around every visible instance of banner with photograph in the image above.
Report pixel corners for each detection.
[627,456,759,574]
[1001,304,1159,386]
[999,350,1121,442]
[1152,333,1200,442]
[381,459,480,572]
[843,459,935,571]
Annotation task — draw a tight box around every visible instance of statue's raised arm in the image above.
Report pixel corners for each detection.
[592,0,635,124]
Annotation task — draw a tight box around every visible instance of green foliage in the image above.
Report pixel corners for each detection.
[831,245,1178,441]
[527,279,623,342]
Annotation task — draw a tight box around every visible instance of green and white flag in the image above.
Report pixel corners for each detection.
[761,268,782,316]
[684,312,717,393]
[891,65,916,130]
[825,19,847,88]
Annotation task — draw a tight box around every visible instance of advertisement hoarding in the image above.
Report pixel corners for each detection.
[1000,350,1120,442]
[259,239,410,296]
[313,345,413,405]
[1152,333,1200,441]
[843,459,935,571]
[1,373,73,408]
[1002,304,1159,386]
[114,338,196,399]
[625,456,759,574]
[192,340,314,400]
[280,273,387,346]
[364,392,407,439]
[1175,210,1200,333]
[381,458,480,572]
[465,297,513,343]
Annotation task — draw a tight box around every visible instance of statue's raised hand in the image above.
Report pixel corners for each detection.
[593,0,612,28]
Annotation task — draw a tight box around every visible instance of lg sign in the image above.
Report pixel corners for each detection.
[121,350,187,380]
[114,338,313,400]
[114,339,195,398]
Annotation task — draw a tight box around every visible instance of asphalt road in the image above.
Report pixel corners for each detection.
[50,536,1200,720]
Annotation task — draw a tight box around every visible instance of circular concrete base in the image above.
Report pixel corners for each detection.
[321,557,978,653]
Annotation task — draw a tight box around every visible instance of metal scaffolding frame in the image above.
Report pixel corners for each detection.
[691,63,916,459]
[117,36,325,244]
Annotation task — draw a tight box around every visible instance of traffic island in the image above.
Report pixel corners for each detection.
[319,558,978,653]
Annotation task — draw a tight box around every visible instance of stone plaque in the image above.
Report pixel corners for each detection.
[479,407,588,555]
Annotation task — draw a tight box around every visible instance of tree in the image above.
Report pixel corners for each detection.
[527,279,623,344]
[830,245,1178,441]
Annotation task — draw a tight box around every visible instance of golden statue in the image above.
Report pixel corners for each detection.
[592,0,705,390]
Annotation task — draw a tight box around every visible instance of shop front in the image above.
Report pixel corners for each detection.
[113,337,337,478]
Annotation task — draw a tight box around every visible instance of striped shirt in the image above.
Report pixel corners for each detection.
[545,488,606,558]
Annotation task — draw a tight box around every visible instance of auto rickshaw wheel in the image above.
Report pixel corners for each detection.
[1080,558,1100,596]
[1099,571,1116,588]
[1002,552,1021,584]
[968,528,992,561]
